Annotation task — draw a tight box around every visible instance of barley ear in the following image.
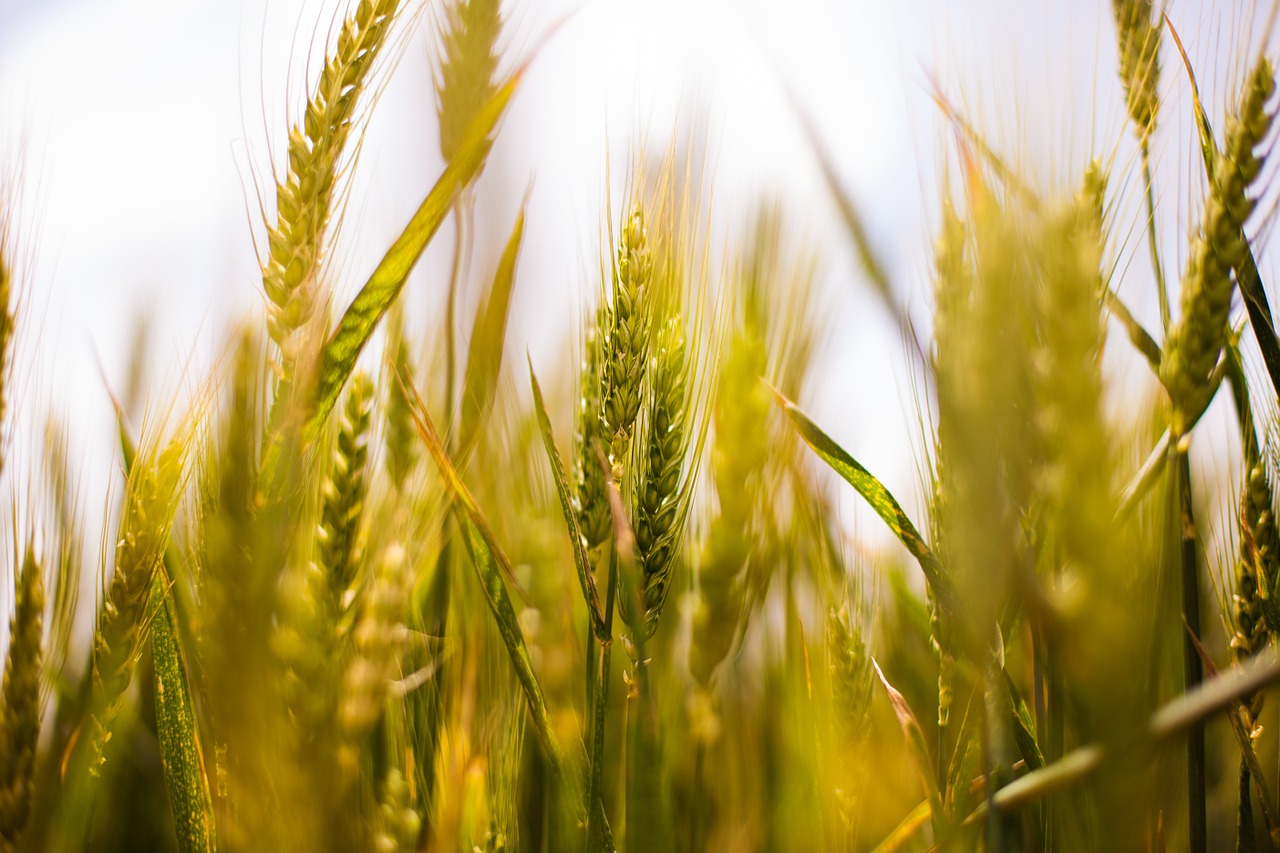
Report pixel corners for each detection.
[0,546,44,849]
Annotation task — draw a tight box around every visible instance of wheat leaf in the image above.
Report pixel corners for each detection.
[873,659,947,834]
[771,384,959,616]
[528,358,607,639]
[150,572,216,853]
[310,70,521,439]
[459,200,527,452]
[396,365,567,787]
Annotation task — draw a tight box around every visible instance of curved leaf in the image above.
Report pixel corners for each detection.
[528,359,607,639]
[770,384,959,617]
[309,70,522,439]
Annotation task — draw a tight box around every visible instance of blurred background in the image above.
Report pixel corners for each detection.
[0,0,1267,570]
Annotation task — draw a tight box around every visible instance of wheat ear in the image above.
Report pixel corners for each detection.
[264,0,402,382]
[0,547,44,851]
[1162,58,1276,433]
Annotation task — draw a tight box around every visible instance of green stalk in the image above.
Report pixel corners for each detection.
[1175,446,1207,853]
[587,549,618,851]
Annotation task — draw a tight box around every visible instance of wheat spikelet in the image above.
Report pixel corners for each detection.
[602,208,655,484]
[632,314,689,636]
[1162,58,1276,433]
[927,198,967,729]
[1233,463,1280,728]
[264,0,402,381]
[434,0,502,164]
[575,303,613,552]
[87,435,189,773]
[373,768,421,853]
[1033,177,1110,566]
[0,547,43,851]
[319,372,373,604]
[1111,0,1161,139]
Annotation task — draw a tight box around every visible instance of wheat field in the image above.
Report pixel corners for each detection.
[4,1,1280,850]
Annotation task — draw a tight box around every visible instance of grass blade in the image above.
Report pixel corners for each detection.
[528,359,607,639]
[309,70,522,438]
[150,571,216,853]
[459,201,527,453]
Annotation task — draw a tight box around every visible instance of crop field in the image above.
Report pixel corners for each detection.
[4,0,1280,850]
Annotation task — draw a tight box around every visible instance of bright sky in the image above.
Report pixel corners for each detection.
[0,0,1270,579]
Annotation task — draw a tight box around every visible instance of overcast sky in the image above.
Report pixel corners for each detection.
[0,0,1269,572]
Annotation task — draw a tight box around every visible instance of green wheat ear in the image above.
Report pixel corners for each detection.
[1233,462,1279,728]
[319,371,374,607]
[632,314,689,636]
[602,208,655,484]
[575,302,612,552]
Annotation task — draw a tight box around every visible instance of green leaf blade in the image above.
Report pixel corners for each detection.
[310,71,521,439]
[151,576,216,853]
